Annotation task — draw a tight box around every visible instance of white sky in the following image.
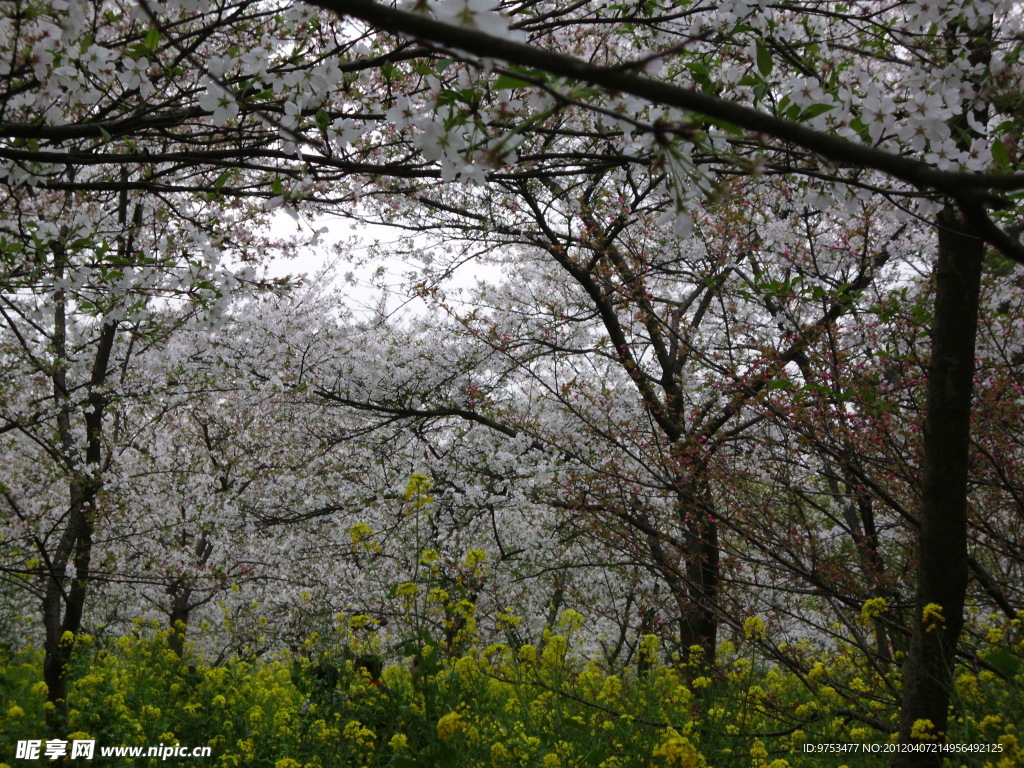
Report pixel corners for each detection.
[263,212,504,321]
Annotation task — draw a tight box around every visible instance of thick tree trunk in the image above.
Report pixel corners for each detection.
[895,205,983,766]
[674,483,719,661]
[168,584,193,658]
[680,521,719,658]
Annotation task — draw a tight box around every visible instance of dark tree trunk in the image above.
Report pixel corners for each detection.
[675,483,719,661]
[41,238,115,727]
[42,482,97,731]
[895,204,983,766]
[168,584,193,658]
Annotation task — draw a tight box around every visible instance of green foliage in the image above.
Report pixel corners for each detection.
[1,612,1022,768]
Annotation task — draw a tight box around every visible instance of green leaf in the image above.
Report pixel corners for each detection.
[145,27,161,50]
[991,137,1011,170]
[494,74,531,90]
[315,108,330,132]
[436,89,459,107]
[848,115,870,143]
[214,172,231,190]
[755,40,773,77]
[505,64,549,84]
[987,648,1021,678]
[271,178,284,196]
[700,116,743,136]
[798,103,836,121]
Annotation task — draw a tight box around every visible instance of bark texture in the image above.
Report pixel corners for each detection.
[895,205,983,766]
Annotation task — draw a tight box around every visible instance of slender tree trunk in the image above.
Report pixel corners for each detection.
[40,186,134,723]
[895,204,983,765]
[41,234,117,727]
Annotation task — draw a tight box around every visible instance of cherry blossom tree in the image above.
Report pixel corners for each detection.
[294,0,1024,756]
[0,0,408,719]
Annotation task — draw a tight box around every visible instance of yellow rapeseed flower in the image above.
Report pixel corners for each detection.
[749,740,769,760]
[638,634,660,664]
[463,549,487,567]
[557,609,585,633]
[348,522,374,544]
[922,603,946,632]
[496,611,521,628]
[599,675,621,703]
[437,712,465,740]
[404,473,434,505]
[743,616,766,640]
[342,720,375,747]
[388,734,409,751]
[652,728,705,767]
[394,582,419,597]
[978,715,1003,733]
[542,635,568,665]
[861,597,888,622]
[956,670,981,701]
[910,718,937,740]
[491,742,510,766]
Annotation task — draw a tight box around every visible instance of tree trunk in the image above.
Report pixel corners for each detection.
[895,204,983,765]
[675,483,720,661]
[168,583,193,658]
[42,482,96,730]
[41,235,115,726]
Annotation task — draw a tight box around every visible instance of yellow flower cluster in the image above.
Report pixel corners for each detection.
[910,718,937,741]
[744,616,767,640]
[861,597,888,622]
[652,728,705,767]
[437,711,466,740]
[0,605,1020,768]
[922,603,947,632]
